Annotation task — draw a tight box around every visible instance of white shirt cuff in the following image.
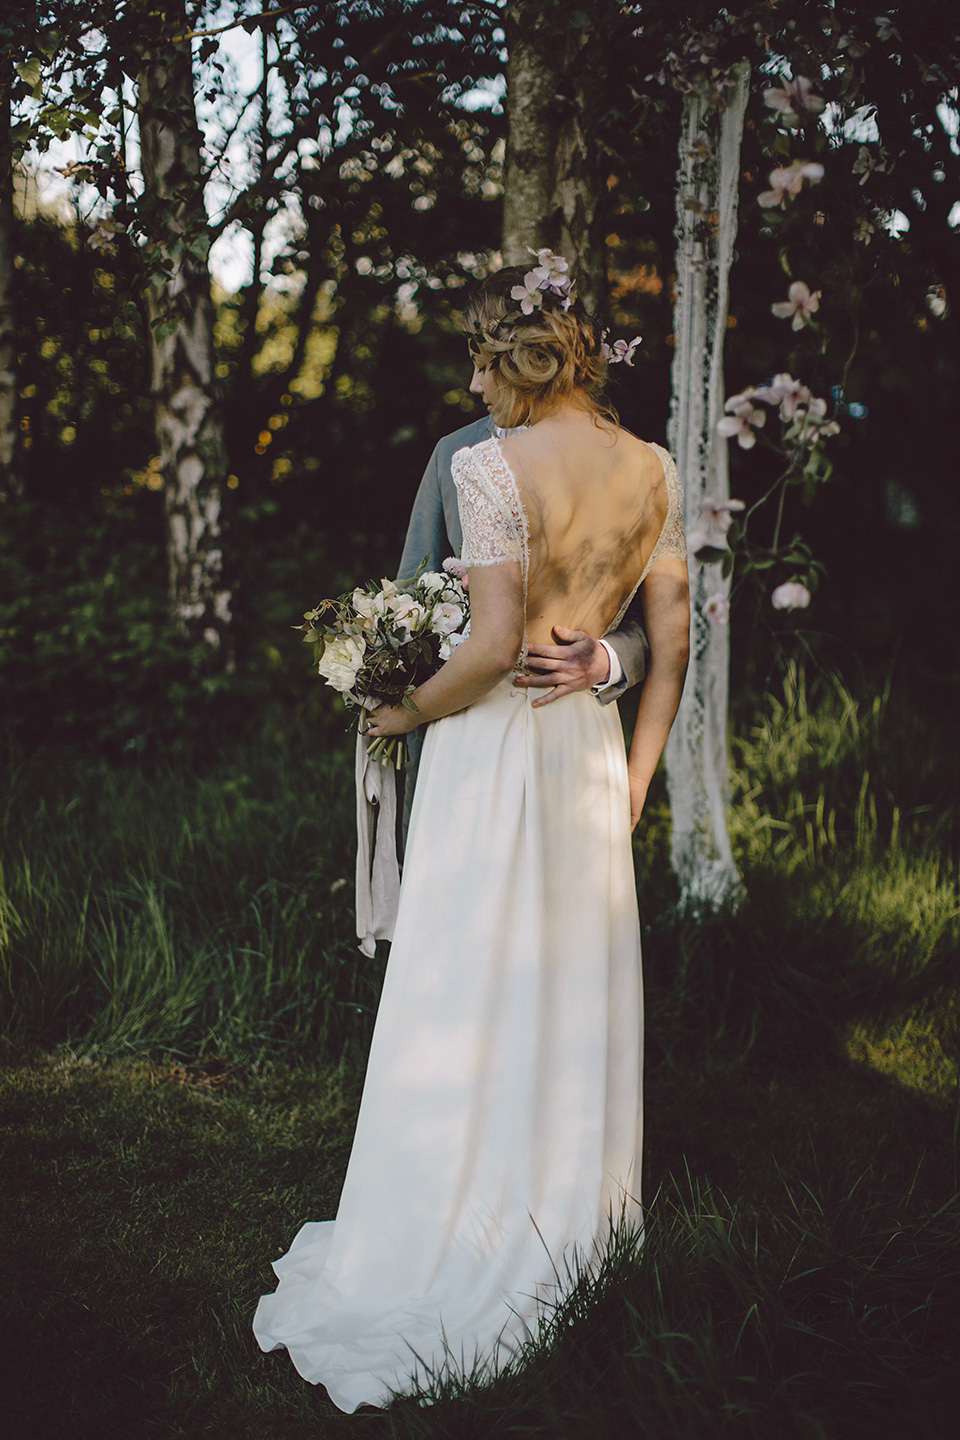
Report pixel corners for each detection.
[592,637,623,694]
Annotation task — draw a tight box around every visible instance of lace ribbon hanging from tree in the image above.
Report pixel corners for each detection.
[665,61,750,910]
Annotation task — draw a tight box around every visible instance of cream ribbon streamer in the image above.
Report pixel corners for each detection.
[354,729,401,957]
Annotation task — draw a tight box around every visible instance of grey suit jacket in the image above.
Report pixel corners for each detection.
[397,414,651,837]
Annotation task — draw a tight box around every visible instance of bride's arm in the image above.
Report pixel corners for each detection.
[627,558,690,829]
[366,562,524,736]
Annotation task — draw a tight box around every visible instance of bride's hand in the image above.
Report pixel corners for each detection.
[365,702,418,738]
[628,769,648,831]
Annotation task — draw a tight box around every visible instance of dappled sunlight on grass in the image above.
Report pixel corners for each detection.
[0,661,958,1434]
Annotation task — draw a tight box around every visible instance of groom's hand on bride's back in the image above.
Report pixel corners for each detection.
[515,627,610,707]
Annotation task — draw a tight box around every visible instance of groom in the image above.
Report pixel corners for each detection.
[397,408,650,831]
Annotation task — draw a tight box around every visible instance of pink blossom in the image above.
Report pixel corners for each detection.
[771,280,822,331]
[771,581,812,611]
[601,332,643,366]
[717,392,766,449]
[758,161,825,208]
[762,75,827,128]
[704,593,730,624]
[688,497,745,555]
[442,555,469,589]
[751,373,813,420]
[510,271,543,315]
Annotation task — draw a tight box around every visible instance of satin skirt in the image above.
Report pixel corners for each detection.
[252,677,645,1412]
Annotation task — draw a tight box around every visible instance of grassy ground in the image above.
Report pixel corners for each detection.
[1,663,959,1437]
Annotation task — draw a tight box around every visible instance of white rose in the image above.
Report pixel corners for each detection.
[353,589,377,620]
[431,601,465,637]
[418,571,447,597]
[439,631,467,661]
[317,633,366,692]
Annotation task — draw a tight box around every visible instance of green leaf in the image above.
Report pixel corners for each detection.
[15,59,42,90]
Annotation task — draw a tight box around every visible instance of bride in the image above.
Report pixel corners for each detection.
[252,259,690,1412]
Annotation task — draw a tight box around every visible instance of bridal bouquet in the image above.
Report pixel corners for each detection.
[298,559,470,768]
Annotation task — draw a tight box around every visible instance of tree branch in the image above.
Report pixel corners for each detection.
[172,3,307,45]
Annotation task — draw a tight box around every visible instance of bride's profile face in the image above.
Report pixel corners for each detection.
[469,360,499,415]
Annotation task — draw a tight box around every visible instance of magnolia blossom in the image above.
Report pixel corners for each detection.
[762,75,826,128]
[430,601,465,637]
[688,497,745,556]
[751,373,812,420]
[771,581,812,611]
[512,249,574,312]
[527,247,569,291]
[771,280,822,331]
[601,332,643,366]
[510,271,543,315]
[317,633,366,692]
[758,160,824,208]
[717,392,767,449]
[704,593,730,625]
[793,395,841,439]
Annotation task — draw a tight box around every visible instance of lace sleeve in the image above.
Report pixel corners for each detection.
[648,445,686,565]
[451,443,524,569]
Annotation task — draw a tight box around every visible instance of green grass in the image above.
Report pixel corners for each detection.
[1,663,958,1436]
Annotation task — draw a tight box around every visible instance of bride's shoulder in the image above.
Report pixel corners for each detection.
[451,435,502,489]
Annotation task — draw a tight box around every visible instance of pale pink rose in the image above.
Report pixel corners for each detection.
[771,581,812,611]
[386,593,426,638]
[771,280,822,331]
[430,601,465,637]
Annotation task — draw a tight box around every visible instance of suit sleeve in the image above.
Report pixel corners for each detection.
[597,592,650,706]
[397,444,451,583]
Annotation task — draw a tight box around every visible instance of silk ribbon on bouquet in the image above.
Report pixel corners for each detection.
[355,730,401,957]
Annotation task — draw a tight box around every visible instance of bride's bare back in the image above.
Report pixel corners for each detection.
[498,412,669,646]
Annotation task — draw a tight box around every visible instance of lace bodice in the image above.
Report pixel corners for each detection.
[451,435,684,643]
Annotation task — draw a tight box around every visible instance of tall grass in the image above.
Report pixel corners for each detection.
[1,662,957,1097]
[0,737,381,1061]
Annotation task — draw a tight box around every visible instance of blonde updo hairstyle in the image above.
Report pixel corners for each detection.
[460,266,616,431]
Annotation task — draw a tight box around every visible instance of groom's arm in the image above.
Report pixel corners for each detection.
[515,588,650,707]
[595,594,650,706]
[397,444,450,583]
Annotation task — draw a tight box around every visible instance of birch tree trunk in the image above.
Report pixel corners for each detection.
[137,13,232,656]
[665,62,751,910]
[502,0,610,312]
[0,78,19,500]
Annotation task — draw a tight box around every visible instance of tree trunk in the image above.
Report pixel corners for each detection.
[137,10,232,657]
[502,0,611,313]
[0,78,20,500]
[664,62,751,911]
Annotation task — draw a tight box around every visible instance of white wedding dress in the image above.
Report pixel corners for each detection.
[253,437,685,1412]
